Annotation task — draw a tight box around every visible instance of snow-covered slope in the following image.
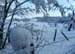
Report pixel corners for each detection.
[0,21,75,54]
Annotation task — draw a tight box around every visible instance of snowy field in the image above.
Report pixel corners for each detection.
[0,20,75,54]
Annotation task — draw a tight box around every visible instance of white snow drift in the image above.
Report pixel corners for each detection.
[10,26,33,54]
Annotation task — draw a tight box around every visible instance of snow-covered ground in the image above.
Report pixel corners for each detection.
[0,20,75,54]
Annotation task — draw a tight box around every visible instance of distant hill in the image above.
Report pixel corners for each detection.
[6,16,73,24]
[34,17,71,23]
[10,18,31,22]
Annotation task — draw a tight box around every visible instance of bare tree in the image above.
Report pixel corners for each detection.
[68,11,75,31]
[0,0,31,50]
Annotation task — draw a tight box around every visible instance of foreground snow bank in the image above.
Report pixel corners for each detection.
[10,26,33,54]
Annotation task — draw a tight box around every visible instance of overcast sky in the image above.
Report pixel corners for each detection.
[19,0,75,18]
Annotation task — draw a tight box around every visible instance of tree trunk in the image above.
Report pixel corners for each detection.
[61,31,69,40]
[68,24,72,31]
[53,29,57,41]
[0,27,3,50]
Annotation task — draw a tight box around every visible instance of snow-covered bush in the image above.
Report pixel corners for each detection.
[10,26,33,54]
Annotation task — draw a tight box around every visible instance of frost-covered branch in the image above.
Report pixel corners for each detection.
[2,0,30,49]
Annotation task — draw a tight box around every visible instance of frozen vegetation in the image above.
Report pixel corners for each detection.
[10,26,33,54]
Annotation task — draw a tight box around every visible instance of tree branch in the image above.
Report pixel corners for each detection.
[2,0,30,49]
